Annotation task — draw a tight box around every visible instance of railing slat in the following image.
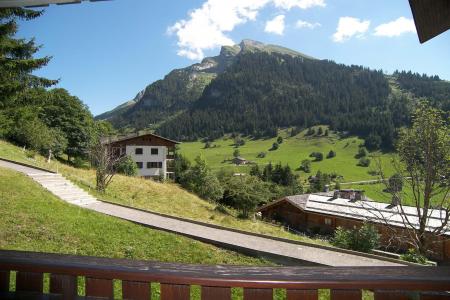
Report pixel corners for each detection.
[50,274,77,299]
[16,271,43,292]
[374,290,409,300]
[122,280,150,300]
[243,288,273,300]
[421,292,450,299]
[201,286,231,300]
[161,283,190,300]
[0,270,9,292]
[331,289,361,300]
[86,277,113,299]
[287,289,318,300]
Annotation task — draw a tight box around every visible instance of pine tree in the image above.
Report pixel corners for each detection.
[0,8,56,108]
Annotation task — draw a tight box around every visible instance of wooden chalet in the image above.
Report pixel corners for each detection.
[258,192,450,262]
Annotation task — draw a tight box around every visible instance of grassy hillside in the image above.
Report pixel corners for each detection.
[0,167,269,265]
[0,139,328,246]
[0,167,276,299]
[179,128,395,182]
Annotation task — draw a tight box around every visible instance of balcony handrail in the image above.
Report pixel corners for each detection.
[1,250,450,291]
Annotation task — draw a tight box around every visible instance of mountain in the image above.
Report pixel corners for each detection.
[97,40,450,149]
[96,39,313,130]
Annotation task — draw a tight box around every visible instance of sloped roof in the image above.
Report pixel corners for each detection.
[259,193,450,236]
[0,0,110,8]
[103,132,180,145]
[409,0,450,43]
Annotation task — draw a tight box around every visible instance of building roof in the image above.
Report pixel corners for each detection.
[103,132,180,145]
[409,0,450,43]
[259,193,450,236]
[0,0,111,8]
[233,157,247,161]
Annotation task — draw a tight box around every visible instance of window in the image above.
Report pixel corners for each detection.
[151,148,158,155]
[324,218,332,225]
[136,162,143,169]
[147,162,162,168]
[135,148,143,155]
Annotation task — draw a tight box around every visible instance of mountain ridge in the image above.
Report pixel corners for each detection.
[95,39,314,125]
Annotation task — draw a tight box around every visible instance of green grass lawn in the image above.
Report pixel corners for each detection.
[0,159,372,300]
[0,167,278,299]
[0,139,329,246]
[178,127,395,183]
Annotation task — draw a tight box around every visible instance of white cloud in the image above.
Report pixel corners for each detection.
[296,19,321,29]
[168,0,326,60]
[373,17,416,37]
[273,0,325,10]
[332,17,370,42]
[265,15,285,35]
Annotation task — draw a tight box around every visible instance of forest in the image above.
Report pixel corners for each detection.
[156,52,449,149]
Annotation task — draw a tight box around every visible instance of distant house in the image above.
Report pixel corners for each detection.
[233,156,248,165]
[258,192,450,261]
[104,132,179,180]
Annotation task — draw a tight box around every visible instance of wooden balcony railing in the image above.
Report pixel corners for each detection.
[0,250,449,300]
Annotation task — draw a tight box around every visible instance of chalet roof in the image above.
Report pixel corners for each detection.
[409,0,450,43]
[103,132,180,145]
[0,0,111,8]
[259,193,450,236]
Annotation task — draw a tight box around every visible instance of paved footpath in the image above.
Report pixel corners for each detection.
[1,159,406,267]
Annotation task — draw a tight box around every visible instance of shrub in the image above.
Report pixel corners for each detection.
[317,127,323,135]
[270,142,279,151]
[365,133,382,150]
[331,223,379,253]
[355,147,368,159]
[300,159,311,173]
[326,150,336,159]
[233,149,240,158]
[116,155,138,176]
[73,157,88,169]
[257,151,266,158]
[309,152,323,161]
[277,136,283,144]
[357,157,371,167]
[306,127,315,136]
[401,249,428,264]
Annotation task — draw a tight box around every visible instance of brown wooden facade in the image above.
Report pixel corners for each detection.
[259,198,450,262]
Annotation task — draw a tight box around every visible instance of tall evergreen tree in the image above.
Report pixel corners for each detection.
[0,8,56,108]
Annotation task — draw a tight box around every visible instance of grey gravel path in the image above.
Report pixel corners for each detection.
[1,158,407,267]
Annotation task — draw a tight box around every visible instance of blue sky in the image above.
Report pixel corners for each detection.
[17,0,450,116]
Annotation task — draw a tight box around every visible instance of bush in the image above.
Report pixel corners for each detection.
[257,151,266,158]
[73,157,88,169]
[270,142,279,151]
[300,159,311,173]
[233,149,240,158]
[357,157,371,167]
[400,248,428,264]
[277,136,283,144]
[326,150,336,159]
[317,127,323,135]
[355,147,368,158]
[331,223,379,253]
[365,133,382,150]
[309,152,323,161]
[116,155,138,176]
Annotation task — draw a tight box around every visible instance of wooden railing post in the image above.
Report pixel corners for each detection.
[16,271,43,292]
[286,289,318,300]
[50,274,77,300]
[161,283,190,300]
[0,270,9,292]
[331,289,361,300]
[201,286,231,300]
[243,288,273,300]
[86,277,113,299]
[122,280,150,300]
